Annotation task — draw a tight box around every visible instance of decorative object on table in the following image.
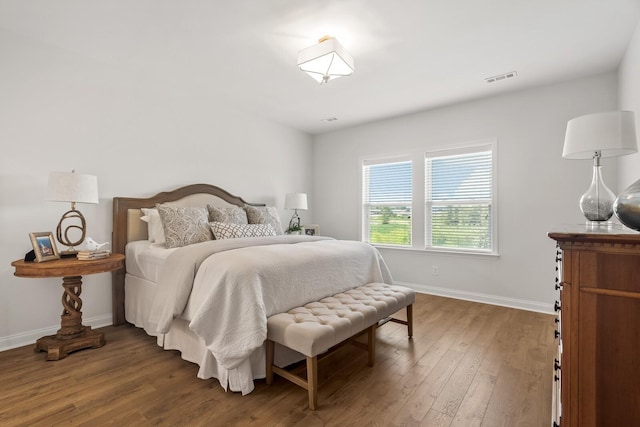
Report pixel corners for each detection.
[28,231,60,262]
[298,36,354,84]
[84,236,109,251]
[47,170,99,256]
[76,249,110,260]
[304,224,320,236]
[614,178,640,231]
[284,192,307,234]
[562,111,638,223]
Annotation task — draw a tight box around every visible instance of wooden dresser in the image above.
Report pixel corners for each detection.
[548,227,640,427]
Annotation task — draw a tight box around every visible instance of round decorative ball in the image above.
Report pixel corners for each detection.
[614,178,640,231]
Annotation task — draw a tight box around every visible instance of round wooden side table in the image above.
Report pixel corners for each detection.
[11,253,125,360]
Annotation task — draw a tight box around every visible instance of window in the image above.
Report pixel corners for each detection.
[361,141,497,255]
[362,158,412,246]
[425,145,494,253]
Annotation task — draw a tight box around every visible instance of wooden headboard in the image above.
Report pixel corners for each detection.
[111,183,262,325]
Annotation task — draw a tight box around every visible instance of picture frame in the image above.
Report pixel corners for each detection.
[29,232,60,262]
[303,224,320,236]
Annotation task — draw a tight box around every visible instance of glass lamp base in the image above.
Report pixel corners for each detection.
[579,161,615,222]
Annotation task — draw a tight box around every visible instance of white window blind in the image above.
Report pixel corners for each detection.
[362,159,412,246]
[425,146,494,252]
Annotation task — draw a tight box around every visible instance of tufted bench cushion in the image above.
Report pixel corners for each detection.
[268,283,415,357]
[266,282,415,410]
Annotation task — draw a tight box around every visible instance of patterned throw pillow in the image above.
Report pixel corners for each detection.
[209,222,276,239]
[244,206,283,235]
[206,205,248,225]
[156,204,212,248]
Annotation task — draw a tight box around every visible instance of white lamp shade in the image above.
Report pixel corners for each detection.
[563,111,638,159]
[47,171,99,204]
[298,37,354,84]
[285,193,308,210]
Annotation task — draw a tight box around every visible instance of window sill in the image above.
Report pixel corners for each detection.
[371,244,500,258]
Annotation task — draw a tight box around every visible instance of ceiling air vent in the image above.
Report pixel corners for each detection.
[485,71,518,84]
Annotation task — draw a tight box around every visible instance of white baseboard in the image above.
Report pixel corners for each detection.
[0,314,113,352]
[395,281,554,315]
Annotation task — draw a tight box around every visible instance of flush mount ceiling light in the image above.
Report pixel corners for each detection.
[297,36,354,84]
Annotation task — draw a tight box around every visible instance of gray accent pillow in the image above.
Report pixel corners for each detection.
[210,222,276,239]
[156,204,212,248]
[244,206,284,235]
[206,205,248,225]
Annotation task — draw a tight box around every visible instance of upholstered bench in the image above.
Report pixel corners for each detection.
[265,283,415,410]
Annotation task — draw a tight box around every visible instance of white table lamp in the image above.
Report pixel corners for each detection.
[47,170,99,255]
[562,111,638,223]
[285,193,308,232]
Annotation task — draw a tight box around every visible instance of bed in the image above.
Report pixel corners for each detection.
[111,184,393,394]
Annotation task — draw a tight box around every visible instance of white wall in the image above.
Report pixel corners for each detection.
[619,19,640,187]
[313,73,619,312]
[0,30,313,350]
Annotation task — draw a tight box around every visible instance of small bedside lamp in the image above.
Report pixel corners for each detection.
[47,170,99,256]
[284,193,308,232]
[562,111,638,223]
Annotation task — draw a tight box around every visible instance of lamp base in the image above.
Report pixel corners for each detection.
[579,155,615,222]
[584,220,613,230]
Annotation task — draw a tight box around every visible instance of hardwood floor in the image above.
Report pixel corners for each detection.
[0,294,555,426]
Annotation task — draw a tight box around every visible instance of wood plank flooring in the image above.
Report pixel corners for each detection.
[0,294,556,426]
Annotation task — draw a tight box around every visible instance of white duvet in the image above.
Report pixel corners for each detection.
[148,235,392,394]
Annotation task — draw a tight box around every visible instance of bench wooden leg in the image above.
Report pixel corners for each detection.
[384,303,414,338]
[307,356,318,410]
[265,340,274,385]
[367,325,376,366]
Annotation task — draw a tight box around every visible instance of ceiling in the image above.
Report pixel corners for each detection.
[1,0,640,134]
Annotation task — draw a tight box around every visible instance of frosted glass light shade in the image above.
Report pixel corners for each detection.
[47,171,99,204]
[298,37,354,84]
[285,193,308,210]
[562,111,638,159]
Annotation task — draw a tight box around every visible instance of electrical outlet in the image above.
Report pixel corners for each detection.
[432,266,439,276]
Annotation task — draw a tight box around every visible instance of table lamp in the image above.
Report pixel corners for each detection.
[284,193,308,232]
[47,170,99,256]
[562,111,638,223]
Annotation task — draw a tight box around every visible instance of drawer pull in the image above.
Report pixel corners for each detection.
[554,330,560,339]
[554,358,561,370]
[554,301,561,312]
[554,374,560,382]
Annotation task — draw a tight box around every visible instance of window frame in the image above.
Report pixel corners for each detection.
[361,155,413,248]
[424,142,498,255]
[360,140,498,256]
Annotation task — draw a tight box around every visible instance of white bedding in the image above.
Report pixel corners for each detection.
[127,235,393,395]
[125,240,176,283]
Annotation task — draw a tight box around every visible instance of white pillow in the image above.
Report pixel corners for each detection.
[210,222,276,240]
[140,208,165,244]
